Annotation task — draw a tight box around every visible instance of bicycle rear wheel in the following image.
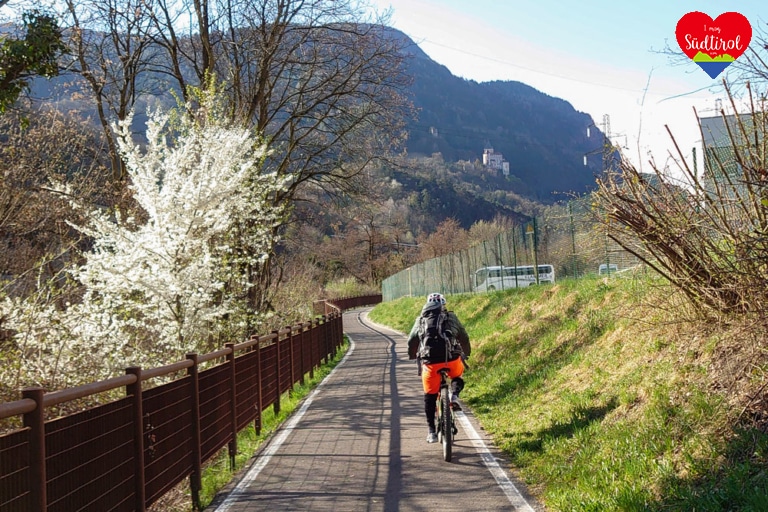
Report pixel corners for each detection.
[440,387,452,462]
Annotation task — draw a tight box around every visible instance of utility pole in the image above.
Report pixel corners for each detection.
[585,114,626,275]
[527,221,539,285]
[585,114,627,174]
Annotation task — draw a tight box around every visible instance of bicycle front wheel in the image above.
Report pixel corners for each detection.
[440,387,452,462]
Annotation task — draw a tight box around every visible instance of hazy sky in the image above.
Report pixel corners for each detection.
[370,0,765,174]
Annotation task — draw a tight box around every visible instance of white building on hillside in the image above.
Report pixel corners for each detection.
[482,145,510,176]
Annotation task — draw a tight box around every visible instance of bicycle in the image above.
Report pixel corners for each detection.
[436,368,458,462]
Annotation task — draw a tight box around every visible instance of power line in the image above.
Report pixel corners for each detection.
[417,38,647,92]
[416,37,715,98]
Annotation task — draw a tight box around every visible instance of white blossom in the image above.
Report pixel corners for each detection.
[2,103,287,390]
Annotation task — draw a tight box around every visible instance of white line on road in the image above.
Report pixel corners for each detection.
[214,335,356,512]
[456,411,536,511]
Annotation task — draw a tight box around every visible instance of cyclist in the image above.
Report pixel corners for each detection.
[407,292,471,443]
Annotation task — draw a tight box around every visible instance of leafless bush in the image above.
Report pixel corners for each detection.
[594,82,768,321]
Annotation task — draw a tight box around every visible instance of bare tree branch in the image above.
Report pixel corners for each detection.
[594,82,768,318]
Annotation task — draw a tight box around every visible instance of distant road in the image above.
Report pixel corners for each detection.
[207,308,542,512]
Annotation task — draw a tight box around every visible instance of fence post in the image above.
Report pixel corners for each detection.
[186,353,203,511]
[333,312,340,354]
[329,313,337,358]
[497,233,505,291]
[569,201,578,278]
[322,316,329,364]
[317,317,323,365]
[438,258,444,295]
[336,312,343,351]
[332,313,338,355]
[288,326,295,390]
[299,322,306,386]
[126,367,146,512]
[273,330,281,416]
[225,343,237,470]
[22,387,46,512]
[255,335,263,435]
[512,225,519,287]
[532,217,540,284]
[309,321,316,380]
[329,313,336,357]
[408,266,412,297]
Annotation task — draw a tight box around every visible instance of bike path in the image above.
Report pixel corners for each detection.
[207,308,542,512]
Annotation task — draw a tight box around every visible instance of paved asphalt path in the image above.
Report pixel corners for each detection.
[207,308,543,512]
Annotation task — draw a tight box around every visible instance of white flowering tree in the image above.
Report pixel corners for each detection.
[1,94,287,391]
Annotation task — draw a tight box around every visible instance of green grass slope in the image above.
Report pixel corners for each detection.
[369,274,768,511]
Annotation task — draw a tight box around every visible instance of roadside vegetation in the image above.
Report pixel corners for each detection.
[369,273,768,511]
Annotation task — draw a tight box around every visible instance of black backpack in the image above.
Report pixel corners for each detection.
[417,308,455,363]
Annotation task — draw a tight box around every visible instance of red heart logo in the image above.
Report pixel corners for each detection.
[676,12,752,78]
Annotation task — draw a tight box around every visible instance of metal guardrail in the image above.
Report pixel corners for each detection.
[0,294,382,512]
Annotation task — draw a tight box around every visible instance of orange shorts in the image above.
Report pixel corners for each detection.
[421,358,464,394]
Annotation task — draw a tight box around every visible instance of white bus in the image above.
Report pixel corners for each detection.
[473,264,555,292]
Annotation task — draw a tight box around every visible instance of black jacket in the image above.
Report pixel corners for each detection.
[406,303,471,360]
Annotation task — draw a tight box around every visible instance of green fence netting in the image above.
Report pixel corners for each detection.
[382,197,642,301]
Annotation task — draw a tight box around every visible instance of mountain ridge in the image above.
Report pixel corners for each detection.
[26,24,604,206]
[392,26,603,201]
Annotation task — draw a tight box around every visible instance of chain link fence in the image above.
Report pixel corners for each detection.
[382,196,642,301]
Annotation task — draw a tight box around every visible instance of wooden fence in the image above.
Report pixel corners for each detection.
[0,295,381,511]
